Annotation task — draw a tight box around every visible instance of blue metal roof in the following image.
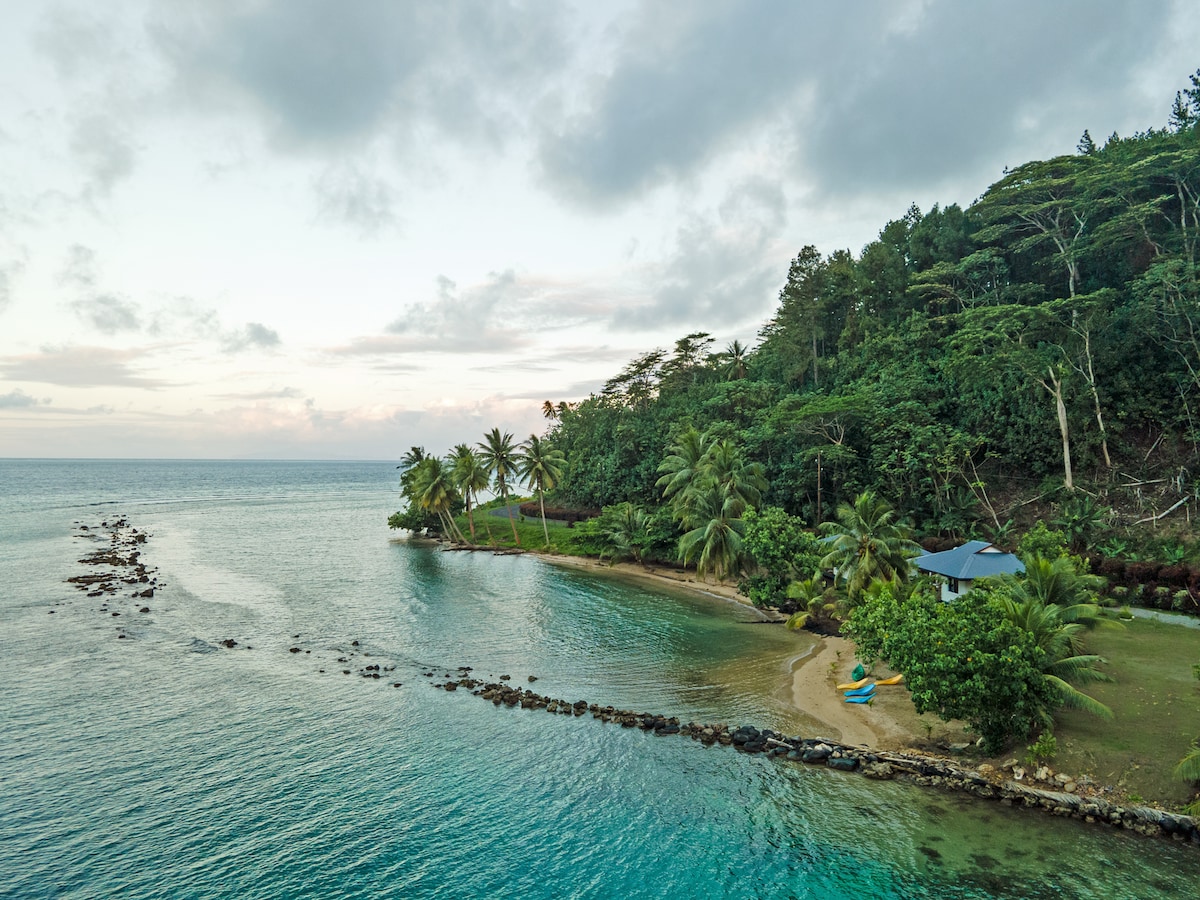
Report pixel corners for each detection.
[915,540,1025,580]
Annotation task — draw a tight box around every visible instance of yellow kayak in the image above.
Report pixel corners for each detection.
[836,677,872,691]
[876,674,904,686]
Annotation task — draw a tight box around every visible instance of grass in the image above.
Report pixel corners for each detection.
[1048,617,1200,809]
[453,499,583,554]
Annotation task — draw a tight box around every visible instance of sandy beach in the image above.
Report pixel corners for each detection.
[538,552,968,751]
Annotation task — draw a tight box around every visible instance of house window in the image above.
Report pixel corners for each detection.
[947,577,960,594]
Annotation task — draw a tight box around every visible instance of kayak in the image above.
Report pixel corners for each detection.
[845,695,872,704]
[844,683,876,698]
[876,674,904,686]
[836,677,872,691]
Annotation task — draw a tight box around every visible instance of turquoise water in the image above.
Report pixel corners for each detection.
[1,459,1197,899]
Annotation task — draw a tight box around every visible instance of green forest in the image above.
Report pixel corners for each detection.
[392,73,1200,775]
[540,72,1200,575]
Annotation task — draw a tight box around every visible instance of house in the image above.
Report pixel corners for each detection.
[915,540,1024,602]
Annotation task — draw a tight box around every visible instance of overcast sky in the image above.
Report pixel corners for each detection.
[1,0,1197,459]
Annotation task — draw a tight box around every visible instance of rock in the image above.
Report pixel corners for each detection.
[139,607,150,613]
[827,756,859,772]
[289,647,301,653]
[527,675,538,683]
[977,764,995,778]
[1034,766,1052,782]
[221,639,238,648]
[947,742,971,754]
[1012,766,1026,781]
[863,762,894,780]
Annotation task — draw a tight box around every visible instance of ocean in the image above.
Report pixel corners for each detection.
[1,459,1197,899]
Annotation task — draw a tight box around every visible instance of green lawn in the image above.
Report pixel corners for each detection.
[1050,617,1200,809]
[454,501,581,554]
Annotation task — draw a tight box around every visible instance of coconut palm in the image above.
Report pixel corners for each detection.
[721,339,749,381]
[396,446,427,496]
[701,437,766,520]
[450,444,490,543]
[655,426,711,510]
[996,595,1114,724]
[1011,554,1106,608]
[593,503,650,564]
[518,434,565,547]
[676,489,746,582]
[409,456,466,542]
[479,427,521,545]
[819,490,920,601]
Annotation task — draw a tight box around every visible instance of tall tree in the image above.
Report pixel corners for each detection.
[450,444,491,543]
[409,456,466,542]
[518,434,566,547]
[479,428,522,545]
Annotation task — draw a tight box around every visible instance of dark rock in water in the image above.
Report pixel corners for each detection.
[112,612,120,616]
[343,670,351,675]
[117,633,126,639]
[393,682,402,687]
[48,610,55,614]
[288,647,301,653]
[139,589,154,598]
[351,640,360,646]
[802,745,832,763]
[220,639,238,648]
[527,675,538,682]
[444,682,458,691]
[139,607,150,613]
[827,757,859,772]
[499,675,511,681]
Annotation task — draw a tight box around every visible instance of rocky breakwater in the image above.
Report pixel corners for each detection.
[65,517,162,638]
[431,673,1199,846]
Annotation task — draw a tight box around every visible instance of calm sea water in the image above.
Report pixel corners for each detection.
[1,459,1197,899]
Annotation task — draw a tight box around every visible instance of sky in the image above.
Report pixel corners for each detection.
[1,0,1198,460]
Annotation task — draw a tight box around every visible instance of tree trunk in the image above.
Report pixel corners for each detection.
[538,488,550,547]
[1049,368,1074,491]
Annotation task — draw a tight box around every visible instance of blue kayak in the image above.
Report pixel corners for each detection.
[844,683,876,698]
[845,695,872,704]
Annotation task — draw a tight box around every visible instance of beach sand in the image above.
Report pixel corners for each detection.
[538,553,971,751]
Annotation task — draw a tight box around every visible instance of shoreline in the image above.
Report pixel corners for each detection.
[428,540,1193,820]
[534,550,938,751]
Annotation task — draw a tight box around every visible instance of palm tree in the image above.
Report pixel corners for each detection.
[721,339,748,381]
[700,437,766,520]
[450,444,490,543]
[541,400,557,420]
[1011,554,1106,608]
[396,445,427,495]
[479,427,521,545]
[518,434,565,547]
[409,457,466,542]
[819,490,920,601]
[591,502,650,564]
[996,595,1114,724]
[655,426,711,511]
[676,489,746,582]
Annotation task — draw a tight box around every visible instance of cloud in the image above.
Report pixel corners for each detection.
[220,322,281,353]
[151,0,568,151]
[314,162,398,234]
[70,293,142,334]
[0,346,171,389]
[375,271,533,353]
[616,177,787,330]
[0,388,48,409]
[0,259,24,314]
[70,114,137,196]
[58,244,98,288]
[537,0,1177,206]
[214,386,304,401]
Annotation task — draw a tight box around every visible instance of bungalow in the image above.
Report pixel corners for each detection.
[915,540,1024,602]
